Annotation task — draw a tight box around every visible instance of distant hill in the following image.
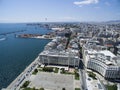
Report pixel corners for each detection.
[79,20,120,24]
[105,20,120,24]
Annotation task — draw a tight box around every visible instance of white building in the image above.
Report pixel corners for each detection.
[39,50,79,67]
[117,44,120,56]
[84,49,120,79]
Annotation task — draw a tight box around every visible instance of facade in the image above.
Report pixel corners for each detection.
[84,49,120,79]
[117,45,120,56]
[87,58,120,79]
[39,50,79,67]
[39,37,80,67]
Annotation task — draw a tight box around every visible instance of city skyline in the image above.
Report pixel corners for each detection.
[0,0,120,23]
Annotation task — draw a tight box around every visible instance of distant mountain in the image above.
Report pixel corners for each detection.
[79,20,120,24]
[105,20,120,24]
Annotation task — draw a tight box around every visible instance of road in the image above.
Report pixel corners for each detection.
[5,56,39,90]
[79,59,88,90]
[77,27,106,90]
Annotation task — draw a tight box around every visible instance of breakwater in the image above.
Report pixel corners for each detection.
[0,30,26,36]
[17,34,54,40]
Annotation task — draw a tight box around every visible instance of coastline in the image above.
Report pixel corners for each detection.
[0,23,52,89]
[4,56,40,90]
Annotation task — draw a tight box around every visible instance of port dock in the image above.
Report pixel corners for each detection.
[0,30,26,36]
[17,34,54,40]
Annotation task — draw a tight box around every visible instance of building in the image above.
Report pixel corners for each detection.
[117,44,120,56]
[84,49,120,80]
[39,50,79,67]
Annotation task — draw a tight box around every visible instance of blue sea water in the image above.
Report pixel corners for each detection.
[0,23,51,89]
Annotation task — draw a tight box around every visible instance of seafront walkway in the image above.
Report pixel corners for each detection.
[3,56,40,90]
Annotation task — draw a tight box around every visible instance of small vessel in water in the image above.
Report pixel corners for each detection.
[0,37,6,41]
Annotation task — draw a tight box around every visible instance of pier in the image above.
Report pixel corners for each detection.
[17,34,54,40]
[0,30,26,36]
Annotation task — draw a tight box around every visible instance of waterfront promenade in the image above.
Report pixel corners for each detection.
[3,56,40,90]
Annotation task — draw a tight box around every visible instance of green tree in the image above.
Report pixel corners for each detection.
[39,87,44,90]
[35,69,38,73]
[62,88,65,90]
[32,87,36,90]
[22,81,30,88]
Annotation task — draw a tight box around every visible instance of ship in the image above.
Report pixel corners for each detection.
[0,37,6,41]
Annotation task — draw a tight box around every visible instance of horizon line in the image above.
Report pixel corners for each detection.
[0,19,120,24]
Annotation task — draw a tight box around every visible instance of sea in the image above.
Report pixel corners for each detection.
[0,23,52,89]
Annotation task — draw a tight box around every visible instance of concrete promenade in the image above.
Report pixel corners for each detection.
[29,72,74,90]
[3,56,39,90]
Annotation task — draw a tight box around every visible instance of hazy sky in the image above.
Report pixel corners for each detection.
[0,0,120,22]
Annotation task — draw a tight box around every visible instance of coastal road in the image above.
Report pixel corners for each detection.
[5,57,39,90]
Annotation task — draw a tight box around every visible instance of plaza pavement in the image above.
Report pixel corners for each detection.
[29,72,74,90]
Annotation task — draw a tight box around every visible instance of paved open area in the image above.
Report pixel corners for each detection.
[29,72,74,90]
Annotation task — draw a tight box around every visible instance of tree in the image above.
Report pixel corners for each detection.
[34,69,38,73]
[62,88,66,90]
[39,87,44,90]
[22,81,30,88]
[32,87,36,90]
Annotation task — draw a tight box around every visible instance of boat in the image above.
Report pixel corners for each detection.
[0,37,6,41]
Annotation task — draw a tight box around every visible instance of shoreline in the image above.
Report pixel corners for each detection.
[3,56,40,90]
[2,35,53,90]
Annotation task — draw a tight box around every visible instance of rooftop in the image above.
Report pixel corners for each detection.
[98,50,116,58]
[40,50,78,58]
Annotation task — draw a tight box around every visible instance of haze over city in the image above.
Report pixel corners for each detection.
[0,0,120,23]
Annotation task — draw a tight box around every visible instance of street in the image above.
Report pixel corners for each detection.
[79,59,88,90]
